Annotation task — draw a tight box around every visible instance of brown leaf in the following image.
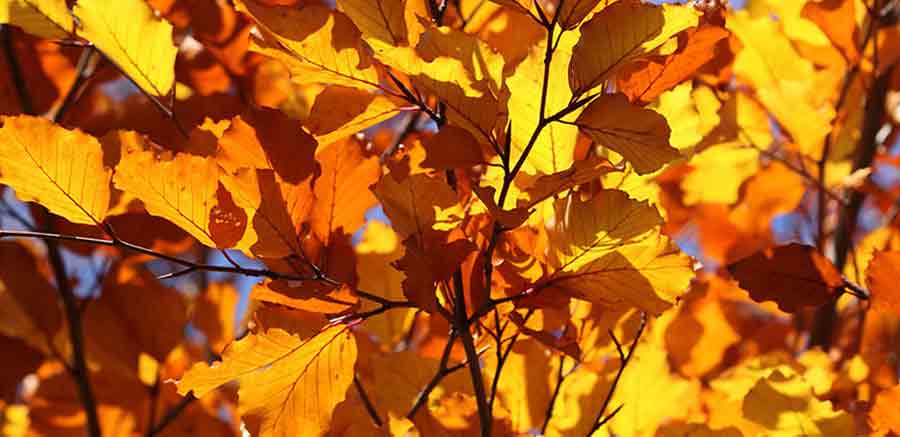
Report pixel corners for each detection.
[727,244,845,312]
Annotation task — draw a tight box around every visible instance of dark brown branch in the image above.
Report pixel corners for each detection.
[816,6,879,248]
[39,211,102,437]
[589,312,647,434]
[52,46,98,124]
[354,374,383,427]
[809,62,895,349]
[407,331,458,418]
[540,354,569,434]
[146,393,196,436]
[1,25,34,115]
[0,229,413,310]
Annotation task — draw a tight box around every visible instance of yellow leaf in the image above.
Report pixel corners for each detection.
[112,133,247,248]
[0,115,111,224]
[506,30,580,175]
[569,1,699,96]
[486,339,554,433]
[742,368,855,436]
[336,0,407,46]
[727,11,835,153]
[177,325,357,437]
[576,93,681,175]
[681,145,759,205]
[74,0,177,97]
[377,26,506,145]
[548,190,693,314]
[603,336,700,436]
[355,222,415,345]
[765,0,831,46]
[236,0,382,92]
[1,0,73,39]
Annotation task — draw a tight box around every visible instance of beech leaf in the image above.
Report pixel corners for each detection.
[727,244,845,313]
[0,116,111,225]
[74,0,178,97]
[177,325,357,437]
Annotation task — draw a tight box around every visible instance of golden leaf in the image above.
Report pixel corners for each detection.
[177,325,357,437]
[0,116,111,224]
[74,0,177,96]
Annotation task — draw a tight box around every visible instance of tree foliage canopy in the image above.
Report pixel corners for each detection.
[0,0,899,436]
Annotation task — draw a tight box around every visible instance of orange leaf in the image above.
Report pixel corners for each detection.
[866,251,900,316]
[727,244,844,313]
[617,26,730,104]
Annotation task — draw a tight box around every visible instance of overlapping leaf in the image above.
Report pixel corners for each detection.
[0,116,111,224]
[236,0,382,92]
[569,0,699,96]
[177,325,357,437]
[74,0,178,97]
[547,189,693,314]
[1,0,73,39]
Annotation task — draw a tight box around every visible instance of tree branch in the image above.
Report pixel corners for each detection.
[589,312,647,434]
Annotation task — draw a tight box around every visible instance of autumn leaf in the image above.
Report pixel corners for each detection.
[569,0,699,96]
[177,325,357,437]
[742,368,854,435]
[505,29,580,175]
[0,241,63,355]
[311,137,381,242]
[617,26,731,104]
[74,0,178,97]
[1,0,73,39]
[336,0,407,47]
[0,115,111,224]
[546,189,693,314]
[373,172,463,239]
[304,86,402,146]
[575,93,681,175]
[865,251,900,315]
[112,133,247,248]
[727,244,845,313]
[236,0,382,92]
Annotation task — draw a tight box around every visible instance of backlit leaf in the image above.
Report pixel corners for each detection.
[547,189,693,314]
[236,0,382,92]
[0,115,111,224]
[74,0,178,97]
[112,133,247,248]
[1,0,73,39]
[569,0,699,96]
[177,325,357,437]
[575,93,680,175]
[866,251,900,316]
[336,0,407,46]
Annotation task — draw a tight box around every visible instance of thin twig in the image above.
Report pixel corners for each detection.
[589,312,647,434]
[146,393,196,436]
[407,331,458,418]
[0,229,412,310]
[540,354,570,434]
[354,374,383,427]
